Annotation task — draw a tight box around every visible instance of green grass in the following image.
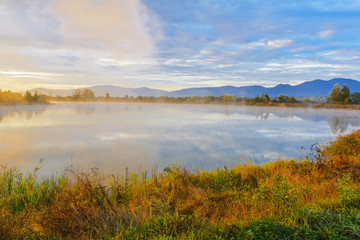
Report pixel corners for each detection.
[1,130,360,239]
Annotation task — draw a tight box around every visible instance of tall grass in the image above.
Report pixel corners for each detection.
[1,130,360,239]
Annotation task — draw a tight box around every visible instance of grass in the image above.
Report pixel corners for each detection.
[1,130,360,239]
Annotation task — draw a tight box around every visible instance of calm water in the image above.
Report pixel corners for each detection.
[1,103,359,176]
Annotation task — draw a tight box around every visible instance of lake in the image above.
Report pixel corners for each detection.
[0,103,359,176]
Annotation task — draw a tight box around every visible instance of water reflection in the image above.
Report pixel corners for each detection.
[0,103,359,176]
[245,107,360,132]
[0,105,48,122]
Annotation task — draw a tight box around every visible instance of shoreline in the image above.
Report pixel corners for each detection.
[46,99,360,110]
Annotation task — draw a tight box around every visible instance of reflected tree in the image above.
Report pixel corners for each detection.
[0,105,48,123]
[327,116,349,133]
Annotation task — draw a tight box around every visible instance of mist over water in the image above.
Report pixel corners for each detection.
[0,103,359,176]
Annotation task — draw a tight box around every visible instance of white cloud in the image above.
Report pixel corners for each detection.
[96,58,158,67]
[237,41,266,50]
[0,71,62,78]
[236,39,293,50]
[321,50,339,56]
[258,59,352,73]
[266,39,293,49]
[318,30,334,38]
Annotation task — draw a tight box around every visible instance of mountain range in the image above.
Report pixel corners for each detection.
[30,78,360,98]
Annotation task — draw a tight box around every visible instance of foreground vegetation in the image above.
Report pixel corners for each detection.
[1,130,360,239]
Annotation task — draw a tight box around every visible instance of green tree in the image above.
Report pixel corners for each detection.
[287,97,296,103]
[350,92,360,104]
[341,84,350,104]
[24,91,33,103]
[264,93,270,103]
[277,94,285,103]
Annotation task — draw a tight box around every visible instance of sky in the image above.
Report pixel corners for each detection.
[1,0,360,91]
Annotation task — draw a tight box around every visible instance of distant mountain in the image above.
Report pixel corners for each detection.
[170,85,268,97]
[30,85,168,97]
[169,78,360,97]
[29,88,74,97]
[266,78,360,97]
[88,85,168,97]
[30,78,360,98]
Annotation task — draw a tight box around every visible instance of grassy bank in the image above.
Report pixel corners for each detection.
[1,130,360,239]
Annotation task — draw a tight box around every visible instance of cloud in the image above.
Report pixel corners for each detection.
[53,0,161,57]
[0,0,163,90]
[258,59,352,74]
[1,0,360,91]
[318,30,335,38]
[266,39,294,49]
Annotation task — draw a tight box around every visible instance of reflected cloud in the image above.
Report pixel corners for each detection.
[0,103,359,176]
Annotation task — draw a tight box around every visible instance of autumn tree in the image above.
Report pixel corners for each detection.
[71,89,95,101]
[327,84,350,104]
[72,89,82,100]
[82,89,95,99]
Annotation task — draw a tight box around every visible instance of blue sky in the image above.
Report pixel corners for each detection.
[1,0,360,91]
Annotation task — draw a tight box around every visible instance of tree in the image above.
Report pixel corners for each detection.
[341,84,350,104]
[222,94,236,103]
[287,97,296,103]
[72,89,82,100]
[327,83,347,104]
[24,90,33,103]
[71,89,95,100]
[350,92,360,104]
[264,93,270,103]
[277,94,285,103]
[82,89,95,99]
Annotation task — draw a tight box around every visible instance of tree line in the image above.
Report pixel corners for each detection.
[0,90,47,105]
[53,86,357,106]
[48,85,360,106]
[1,83,360,107]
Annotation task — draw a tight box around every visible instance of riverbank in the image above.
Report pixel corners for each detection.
[48,98,360,110]
[1,129,360,239]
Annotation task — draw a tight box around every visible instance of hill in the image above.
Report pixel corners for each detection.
[30,78,360,97]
